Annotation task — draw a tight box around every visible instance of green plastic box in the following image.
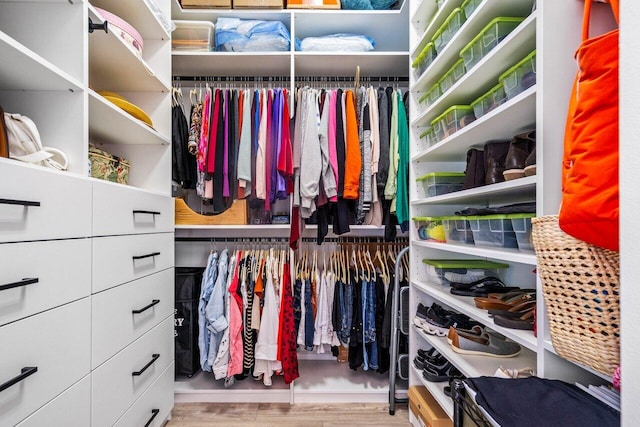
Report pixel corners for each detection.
[421,259,509,285]
[459,17,525,70]
[412,42,437,78]
[499,50,537,100]
[419,82,442,110]
[432,8,466,52]
[431,105,475,141]
[438,58,466,93]
[416,172,466,197]
[470,82,507,119]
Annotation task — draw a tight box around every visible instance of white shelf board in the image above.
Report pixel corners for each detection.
[412,279,537,351]
[295,52,410,78]
[412,12,537,124]
[410,0,463,58]
[0,31,83,91]
[413,324,537,378]
[412,239,537,265]
[410,364,454,419]
[172,51,291,77]
[88,90,170,145]
[89,6,169,92]
[412,86,536,162]
[412,0,535,92]
[175,224,291,239]
[171,0,290,20]
[544,340,614,383]
[175,370,291,403]
[91,0,169,39]
[293,358,390,403]
[411,176,536,206]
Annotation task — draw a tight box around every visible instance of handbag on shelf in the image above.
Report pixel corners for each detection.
[559,0,619,251]
[4,112,68,170]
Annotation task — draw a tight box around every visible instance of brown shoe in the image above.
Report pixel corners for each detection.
[503,130,535,181]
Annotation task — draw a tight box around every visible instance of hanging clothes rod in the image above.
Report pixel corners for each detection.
[175,237,291,243]
[172,76,291,82]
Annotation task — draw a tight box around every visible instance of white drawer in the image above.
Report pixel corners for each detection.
[92,268,174,369]
[0,298,91,427]
[92,181,174,236]
[0,239,91,327]
[15,375,91,427]
[0,161,91,243]
[114,362,174,427]
[92,316,174,427]
[92,233,174,293]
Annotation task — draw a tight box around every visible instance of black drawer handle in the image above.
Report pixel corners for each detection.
[144,409,160,427]
[0,277,38,292]
[133,210,161,216]
[132,252,160,261]
[132,354,160,376]
[0,367,37,393]
[132,299,160,314]
[0,198,40,207]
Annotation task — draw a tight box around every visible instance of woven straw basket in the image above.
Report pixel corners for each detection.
[531,215,619,376]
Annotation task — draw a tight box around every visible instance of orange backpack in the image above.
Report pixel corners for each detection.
[559,0,619,251]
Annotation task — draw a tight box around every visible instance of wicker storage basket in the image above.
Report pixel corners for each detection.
[531,215,619,376]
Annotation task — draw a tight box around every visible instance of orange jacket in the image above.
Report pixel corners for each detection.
[343,90,361,200]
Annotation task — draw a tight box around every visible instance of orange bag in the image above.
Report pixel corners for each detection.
[559,0,619,251]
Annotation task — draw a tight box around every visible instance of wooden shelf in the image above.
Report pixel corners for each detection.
[412,0,535,92]
[413,279,537,351]
[88,90,170,146]
[412,12,537,124]
[410,364,454,419]
[413,325,537,378]
[295,52,410,78]
[91,0,170,39]
[412,86,536,162]
[0,31,83,91]
[411,176,536,206]
[412,239,537,265]
[89,6,169,92]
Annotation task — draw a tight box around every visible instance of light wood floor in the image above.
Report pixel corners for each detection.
[166,402,412,427]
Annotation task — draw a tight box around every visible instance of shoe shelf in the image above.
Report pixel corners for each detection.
[411,0,535,93]
[411,175,536,206]
[410,364,454,418]
[411,85,535,162]
[410,0,463,59]
[412,12,536,127]
[88,89,170,146]
[413,279,537,351]
[543,340,614,383]
[88,5,170,92]
[0,30,83,92]
[412,239,537,265]
[413,325,537,379]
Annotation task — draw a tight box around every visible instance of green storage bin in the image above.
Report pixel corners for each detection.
[416,172,466,197]
[461,0,482,19]
[421,259,509,285]
[419,82,442,110]
[438,58,466,93]
[412,216,446,242]
[459,17,525,70]
[412,42,437,78]
[431,105,475,141]
[432,8,466,52]
[470,82,507,118]
[467,214,521,249]
[418,126,438,148]
[510,213,536,252]
[442,216,475,245]
[499,50,537,99]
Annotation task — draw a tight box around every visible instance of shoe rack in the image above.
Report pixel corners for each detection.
[407,0,616,421]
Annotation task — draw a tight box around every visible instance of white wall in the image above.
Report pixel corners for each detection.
[620,1,639,426]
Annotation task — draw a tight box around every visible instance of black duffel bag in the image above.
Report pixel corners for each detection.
[175,267,204,377]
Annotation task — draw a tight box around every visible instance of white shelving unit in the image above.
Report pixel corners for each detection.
[170,0,410,405]
[407,0,616,424]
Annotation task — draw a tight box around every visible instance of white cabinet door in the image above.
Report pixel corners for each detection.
[91,316,174,427]
[0,298,91,427]
[0,238,91,327]
[113,363,174,427]
[92,232,174,293]
[0,161,91,243]
[15,375,91,427]
[92,181,174,236]
[92,268,174,369]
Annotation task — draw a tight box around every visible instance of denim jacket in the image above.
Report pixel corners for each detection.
[198,252,219,372]
[205,249,229,370]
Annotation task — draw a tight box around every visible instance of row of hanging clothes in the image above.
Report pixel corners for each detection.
[170,78,411,246]
[293,239,409,372]
[196,237,409,388]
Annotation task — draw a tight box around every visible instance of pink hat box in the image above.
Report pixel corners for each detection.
[94,7,144,56]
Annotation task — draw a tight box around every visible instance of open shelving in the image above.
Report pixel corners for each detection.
[410,364,454,418]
